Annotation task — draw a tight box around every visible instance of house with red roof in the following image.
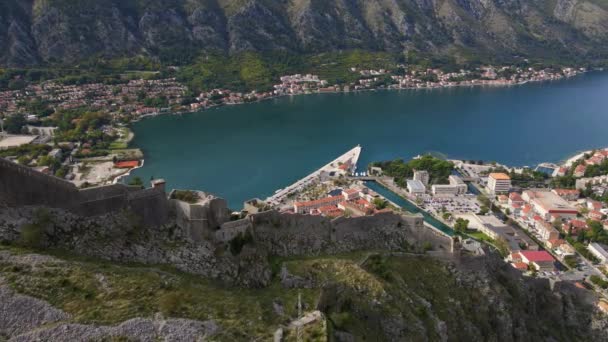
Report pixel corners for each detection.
[521,204,533,218]
[509,192,524,207]
[517,250,555,271]
[565,219,588,235]
[574,164,587,178]
[587,200,603,211]
[551,189,580,201]
[589,210,605,221]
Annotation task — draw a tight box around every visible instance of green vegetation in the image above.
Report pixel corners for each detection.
[128,176,144,187]
[2,113,27,134]
[566,237,600,263]
[372,198,389,210]
[486,166,548,188]
[18,208,52,248]
[564,255,578,269]
[229,231,254,256]
[0,246,317,340]
[590,275,608,289]
[372,155,454,188]
[177,50,398,93]
[0,244,595,341]
[171,190,200,204]
[0,144,51,165]
[453,218,469,234]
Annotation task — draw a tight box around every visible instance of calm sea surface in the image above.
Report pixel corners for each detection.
[129,72,608,207]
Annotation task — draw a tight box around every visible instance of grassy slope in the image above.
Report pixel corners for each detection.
[0,244,591,341]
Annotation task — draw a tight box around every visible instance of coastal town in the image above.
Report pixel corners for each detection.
[2,60,608,302]
[238,144,608,305]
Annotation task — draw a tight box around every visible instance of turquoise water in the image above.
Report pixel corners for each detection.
[364,181,454,236]
[129,72,608,208]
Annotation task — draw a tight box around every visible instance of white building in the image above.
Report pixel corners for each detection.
[487,173,511,194]
[430,175,467,196]
[407,180,426,195]
[431,184,467,196]
[413,170,430,186]
[589,243,608,263]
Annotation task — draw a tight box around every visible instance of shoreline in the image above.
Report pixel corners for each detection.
[129,70,592,124]
[122,70,600,185]
[113,159,145,185]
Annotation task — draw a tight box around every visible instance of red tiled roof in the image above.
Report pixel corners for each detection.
[512,262,528,270]
[295,195,343,208]
[520,251,554,263]
[114,160,139,168]
[509,192,523,201]
[570,219,586,227]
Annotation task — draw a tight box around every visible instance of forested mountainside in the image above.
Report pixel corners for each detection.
[1,0,608,67]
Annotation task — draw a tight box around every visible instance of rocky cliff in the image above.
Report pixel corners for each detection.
[1,0,608,66]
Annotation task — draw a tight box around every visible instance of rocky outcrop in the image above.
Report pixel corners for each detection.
[0,0,607,66]
[0,278,220,342]
[10,317,220,342]
[0,278,69,338]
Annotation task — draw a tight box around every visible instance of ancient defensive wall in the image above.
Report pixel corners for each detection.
[215,210,454,257]
[0,157,168,227]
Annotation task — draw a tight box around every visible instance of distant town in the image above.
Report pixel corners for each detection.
[0,64,588,189]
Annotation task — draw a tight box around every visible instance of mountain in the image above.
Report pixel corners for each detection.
[1,247,607,341]
[1,0,608,67]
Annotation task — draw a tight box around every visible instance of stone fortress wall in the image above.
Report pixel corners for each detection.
[0,158,168,227]
[0,156,453,261]
[215,209,453,257]
[0,157,80,209]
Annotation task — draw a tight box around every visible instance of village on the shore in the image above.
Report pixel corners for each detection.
[0,64,587,187]
[233,144,608,307]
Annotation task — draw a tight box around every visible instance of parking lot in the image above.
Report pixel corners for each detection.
[419,194,482,216]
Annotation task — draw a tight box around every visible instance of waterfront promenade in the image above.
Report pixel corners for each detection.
[265,145,361,206]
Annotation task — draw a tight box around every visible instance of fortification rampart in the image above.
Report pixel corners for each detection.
[214,210,452,257]
[0,157,79,209]
[0,158,168,226]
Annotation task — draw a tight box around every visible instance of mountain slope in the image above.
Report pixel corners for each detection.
[0,0,607,66]
[1,246,607,341]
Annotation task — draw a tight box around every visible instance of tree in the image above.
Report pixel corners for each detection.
[454,218,469,233]
[129,176,144,187]
[442,212,452,221]
[3,114,26,134]
[479,206,489,215]
[373,198,388,210]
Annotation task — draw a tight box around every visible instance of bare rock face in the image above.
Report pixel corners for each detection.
[0,0,607,66]
[0,283,220,341]
[9,317,220,342]
[0,279,70,338]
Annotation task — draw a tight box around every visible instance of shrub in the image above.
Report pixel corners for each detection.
[590,275,608,289]
[366,255,392,280]
[20,223,44,248]
[158,292,183,315]
[172,190,200,204]
[229,231,254,256]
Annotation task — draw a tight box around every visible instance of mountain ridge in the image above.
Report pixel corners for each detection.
[1,0,608,67]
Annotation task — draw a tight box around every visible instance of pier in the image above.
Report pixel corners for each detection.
[265,145,362,206]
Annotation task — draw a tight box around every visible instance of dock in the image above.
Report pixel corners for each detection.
[266,145,362,206]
